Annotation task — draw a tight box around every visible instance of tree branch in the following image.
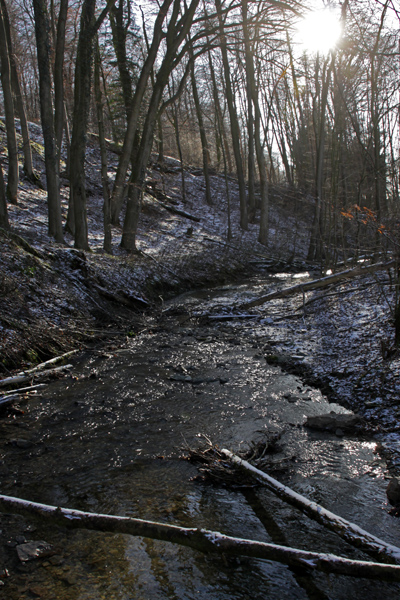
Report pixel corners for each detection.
[1,494,400,581]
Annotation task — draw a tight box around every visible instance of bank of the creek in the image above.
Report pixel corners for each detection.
[1,279,400,599]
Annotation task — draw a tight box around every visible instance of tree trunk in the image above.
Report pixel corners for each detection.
[215,0,247,230]
[53,0,69,164]
[110,0,174,224]
[109,0,133,117]
[69,0,97,250]
[189,43,212,205]
[94,38,112,253]
[0,0,34,183]
[32,0,64,243]
[120,74,167,251]
[120,0,201,251]
[242,0,255,222]
[221,449,400,565]
[0,160,9,229]
[307,54,334,262]
[169,97,186,203]
[243,9,269,245]
[0,2,19,204]
[2,494,400,581]
[207,47,233,175]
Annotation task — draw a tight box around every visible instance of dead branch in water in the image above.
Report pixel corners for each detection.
[221,449,400,565]
[1,494,400,582]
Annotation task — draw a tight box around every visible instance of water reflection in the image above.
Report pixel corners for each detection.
[2,277,400,599]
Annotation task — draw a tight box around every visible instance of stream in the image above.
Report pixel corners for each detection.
[1,275,400,599]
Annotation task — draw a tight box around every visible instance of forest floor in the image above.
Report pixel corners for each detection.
[1,121,400,471]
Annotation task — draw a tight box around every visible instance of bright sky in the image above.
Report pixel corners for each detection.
[294,1,343,55]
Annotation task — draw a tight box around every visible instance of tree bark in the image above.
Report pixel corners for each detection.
[32,0,64,243]
[53,0,69,164]
[94,37,112,253]
[189,42,212,205]
[0,160,9,229]
[110,0,174,224]
[0,0,34,182]
[109,0,133,117]
[307,54,334,262]
[120,0,201,251]
[241,0,255,222]
[221,449,400,565]
[69,0,97,250]
[0,2,19,204]
[215,0,248,230]
[1,494,400,581]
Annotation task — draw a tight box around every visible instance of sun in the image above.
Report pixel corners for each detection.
[295,8,342,55]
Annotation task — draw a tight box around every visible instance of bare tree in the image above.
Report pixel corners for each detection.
[0,0,19,204]
[32,0,64,243]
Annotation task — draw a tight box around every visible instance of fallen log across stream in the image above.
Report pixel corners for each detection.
[221,449,400,565]
[242,260,395,309]
[1,494,400,582]
[0,350,77,389]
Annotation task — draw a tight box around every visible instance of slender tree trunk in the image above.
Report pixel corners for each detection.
[156,114,164,164]
[69,0,97,250]
[111,0,174,224]
[0,0,34,183]
[0,161,9,229]
[243,12,269,244]
[120,0,200,251]
[242,0,255,222]
[215,0,247,230]
[109,0,133,116]
[53,0,69,164]
[189,43,212,205]
[32,0,64,242]
[207,47,233,174]
[95,38,112,253]
[0,2,19,204]
[120,71,168,251]
[169,97,186,202]
[307,54,333,262]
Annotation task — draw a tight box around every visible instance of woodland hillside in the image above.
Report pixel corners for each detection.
[1,1,400,458]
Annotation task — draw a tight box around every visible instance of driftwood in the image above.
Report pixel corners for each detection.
[221,449,400,565]
[242,260,395,309]
[0,383,47,396]
[0,395,19,409]
[0,351,77,389]
[0,364,73,389]
[1,495,400,582]
[0,384,47,410]
[20,350,78,375]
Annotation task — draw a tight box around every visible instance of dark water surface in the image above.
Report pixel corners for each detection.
[1,278,400,599]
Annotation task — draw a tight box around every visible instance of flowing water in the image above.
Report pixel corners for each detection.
[1,277,400,599]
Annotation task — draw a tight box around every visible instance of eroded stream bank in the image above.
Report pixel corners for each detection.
[1,277,400,599]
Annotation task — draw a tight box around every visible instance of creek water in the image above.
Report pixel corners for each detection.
[2,277,400,599]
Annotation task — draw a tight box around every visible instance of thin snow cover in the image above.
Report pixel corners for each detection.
[1,121,400,469]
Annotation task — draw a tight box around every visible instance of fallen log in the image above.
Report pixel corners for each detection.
[1,494,400,582]
[0,395,19,409]
[153,198,201,222]
[20,350,78,375]
[242,260,395,309]
[221,449,400,565]
[0,364,73,389]
[0,383,47,396]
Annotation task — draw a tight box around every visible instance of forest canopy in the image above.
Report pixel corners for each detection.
[0,0,398,263]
